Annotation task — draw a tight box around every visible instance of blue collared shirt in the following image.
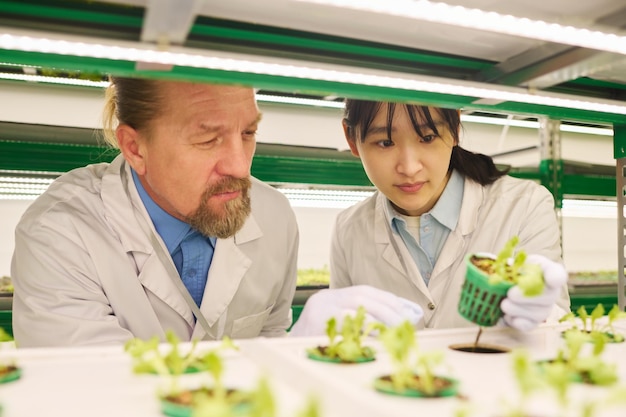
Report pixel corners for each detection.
[385,170,464,285]
[132,169,216,306]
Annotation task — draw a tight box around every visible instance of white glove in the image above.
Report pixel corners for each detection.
[500,254,567,332]
[289,285,424,337]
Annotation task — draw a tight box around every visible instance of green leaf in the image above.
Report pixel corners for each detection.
[515,263,544,297]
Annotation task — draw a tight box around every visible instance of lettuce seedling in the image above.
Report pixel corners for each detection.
[560,303,626,343]
[378,320,416,392]
[498,349,548,417]
[378,320,454,396]
[125,330,237,378]
[307,306,382,363]
[549,327,618,386]
[481,236,545,296]
[0,328,12,342]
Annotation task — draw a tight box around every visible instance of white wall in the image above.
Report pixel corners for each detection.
[0,80,620,275]
[0,199,617,275]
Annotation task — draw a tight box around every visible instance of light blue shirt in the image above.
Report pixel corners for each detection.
[132,169,216,306]
[385,170,464,285]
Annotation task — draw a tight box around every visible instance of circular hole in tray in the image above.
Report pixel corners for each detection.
[448,343,510,354]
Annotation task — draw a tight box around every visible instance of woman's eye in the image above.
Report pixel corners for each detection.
[376,139,394,148]
[421,134,437,143]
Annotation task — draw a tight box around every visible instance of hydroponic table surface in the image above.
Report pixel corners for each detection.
[0,323,624,417]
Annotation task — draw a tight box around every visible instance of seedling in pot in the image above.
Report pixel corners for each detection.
[160,347,252,417]
[374,320,458,398]
[306,306,383,364]
[495,349,546,417]
[0,328,20,384]
[537,327,618,386]
[164,356,322,417]
[560,303,626,343]
[125,330,237,377]
[458,236,544,329]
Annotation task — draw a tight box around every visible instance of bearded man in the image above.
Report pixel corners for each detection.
[11,78,299,347]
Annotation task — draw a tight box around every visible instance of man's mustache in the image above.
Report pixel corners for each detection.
[206,177,251,197]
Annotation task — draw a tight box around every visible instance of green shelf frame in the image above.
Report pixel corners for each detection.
[0,118,619,196]
[2,0,626,124]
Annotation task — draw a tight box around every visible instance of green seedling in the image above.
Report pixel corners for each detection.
[125,330,237,381]
[498,349,548,417]
[379,320,417,392]
[307,306,383,363]
[295,396,321,417]
[0,328,12,343]
[560,304,626,343]
[547,327,618,386]
[161,344,251,416]
[378,320,453,396]
[296,266,330,287]
[502,346,624,417]
[477,236,545,296]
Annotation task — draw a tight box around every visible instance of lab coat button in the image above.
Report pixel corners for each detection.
[428,302,435,310]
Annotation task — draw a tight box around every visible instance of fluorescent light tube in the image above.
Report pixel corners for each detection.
[2,28,626,116]
[295,0,626,56]
[0,71,615,137]
[562,199,617,219]
[461,115,613,136]
[256,94,345,109]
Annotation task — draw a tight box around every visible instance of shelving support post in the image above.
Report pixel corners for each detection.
[614,124,626,311]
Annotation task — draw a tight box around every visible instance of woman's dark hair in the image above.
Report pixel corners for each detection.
[343,99,508,185]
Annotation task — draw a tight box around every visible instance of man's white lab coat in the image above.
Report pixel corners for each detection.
[12,155,299,347]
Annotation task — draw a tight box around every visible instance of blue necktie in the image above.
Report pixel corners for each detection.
[178,233,214,306]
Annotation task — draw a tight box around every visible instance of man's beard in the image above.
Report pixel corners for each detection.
[184,177,252,238]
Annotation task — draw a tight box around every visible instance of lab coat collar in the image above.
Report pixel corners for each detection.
[101,155,154,253]
[193,193,262,339]
[102,155,262,334]
[374,192,406,276]
[457,177,484,236]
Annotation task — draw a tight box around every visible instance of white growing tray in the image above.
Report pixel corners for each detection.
[0,323,623,417]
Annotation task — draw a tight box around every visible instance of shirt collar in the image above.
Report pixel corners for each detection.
[430,169,464,230]
[131,169,191,254]
[384,169,464,232]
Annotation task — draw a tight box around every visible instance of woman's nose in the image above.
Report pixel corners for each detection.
[396,144,423,176]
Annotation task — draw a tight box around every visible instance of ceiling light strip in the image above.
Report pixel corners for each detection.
[0,71,616,136]
[2,29,626,116]
[256,94,345,109]
[295,0,626,56]
[460,115,613,136]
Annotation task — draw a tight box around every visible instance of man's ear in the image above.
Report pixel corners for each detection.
[342,119,360,158]
[116,124,146,175]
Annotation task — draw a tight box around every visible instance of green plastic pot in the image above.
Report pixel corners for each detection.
[306,347,375,364]
[160,389,251,417]
[457,254,514,327]
[373,374,459,398]
[0,367,20,384]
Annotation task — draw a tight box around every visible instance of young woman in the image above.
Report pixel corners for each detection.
[328,100,570,331]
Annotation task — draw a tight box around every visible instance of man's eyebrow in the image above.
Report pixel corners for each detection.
[198,123,221,133]
[247,113,263,128]
[197,113,263,132]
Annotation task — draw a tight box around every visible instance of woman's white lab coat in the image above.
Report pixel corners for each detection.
[330,174,570,329]
[11,155,299,347]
